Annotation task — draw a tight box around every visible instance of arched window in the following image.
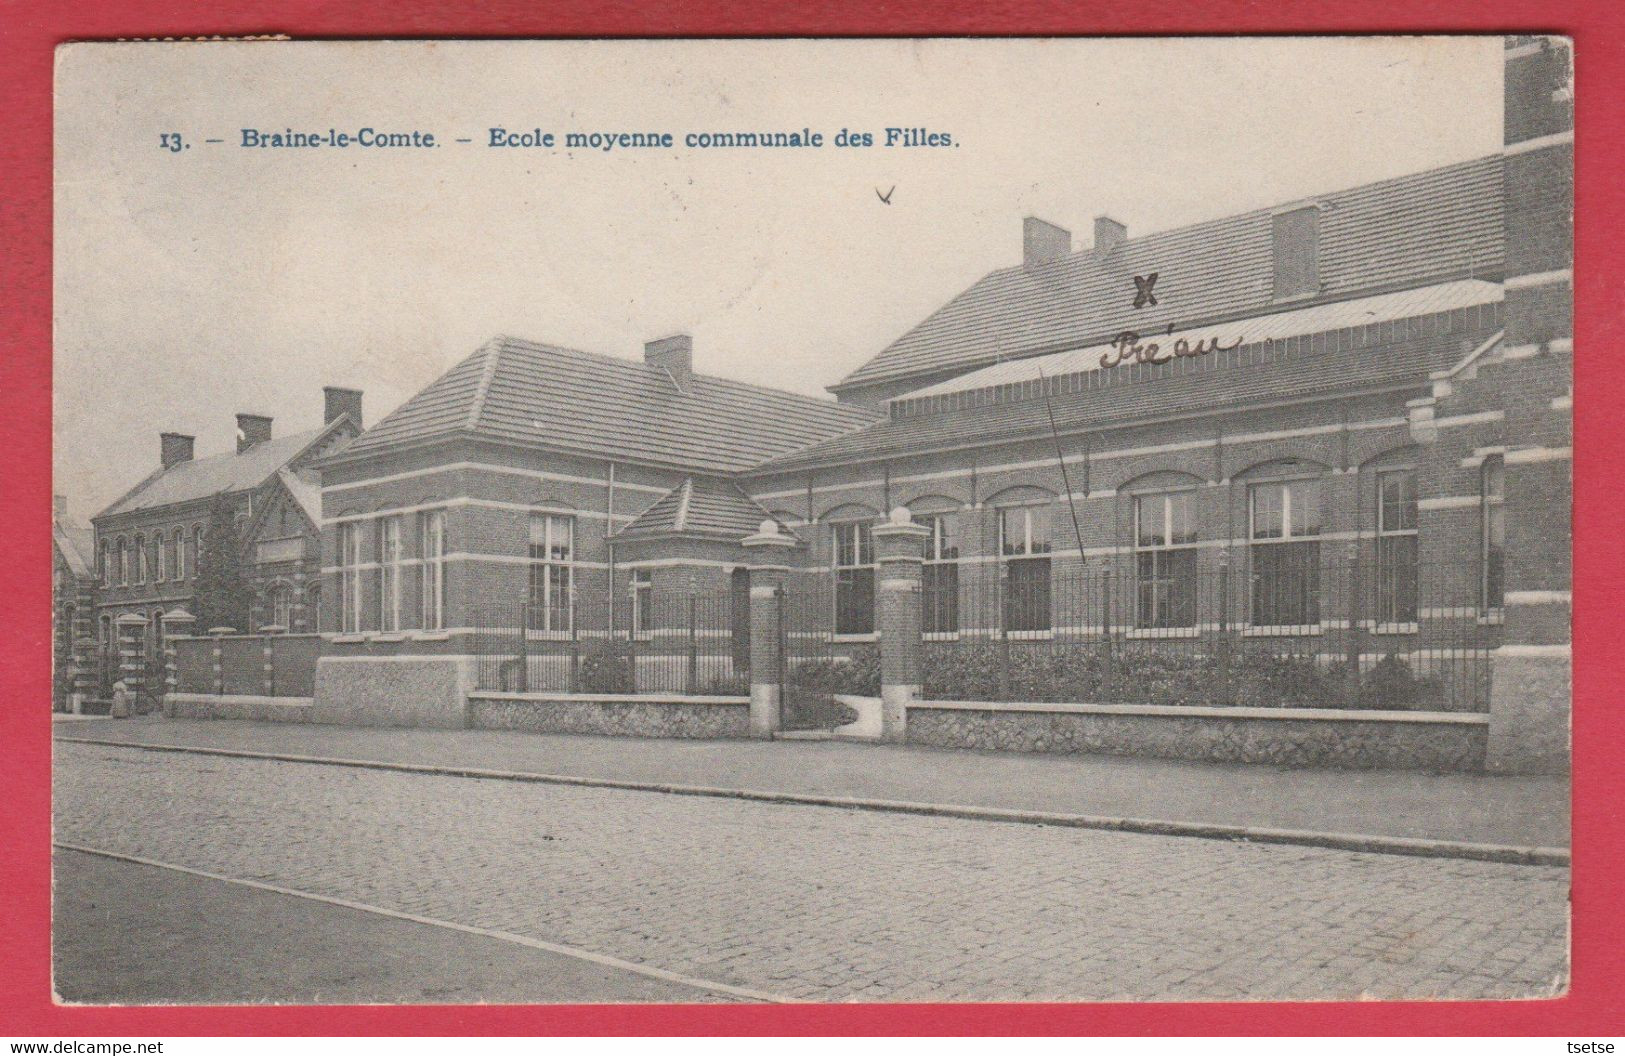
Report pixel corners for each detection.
[994,496,1054,634]
[1247,474,1323,629]
[269,585,293,629]
[1133,489,1199,629]
[172,528,186,580]
[155,531,167,582]
[909,505,961,637]
[1375,468,1419,625]
[133,534,146,584]
[100,540,111,586]
[118,537,129,586]
[305,584,321,633]
[1481,456,1506,613]
[830,518,876,636]
[192,524,204,576]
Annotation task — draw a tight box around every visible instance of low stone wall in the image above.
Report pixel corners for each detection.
[906,700,1489,772]
[470,692,750,740]
[309,655,475,729]
[166,692,315,723]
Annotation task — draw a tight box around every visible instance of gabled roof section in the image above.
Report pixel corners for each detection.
[834,155,1505,394]
[53,518,95,579]
[97,417,354,519]
[617,477,787,539]
[334,337,880,475]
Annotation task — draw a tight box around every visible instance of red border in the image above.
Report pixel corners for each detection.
[4,0,1621,1037]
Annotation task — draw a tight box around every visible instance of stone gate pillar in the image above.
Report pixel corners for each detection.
[113,613,148,716]
[161,610,196,712]
[742,520,801,739]
[872,507,929,744]
[70,635,97,714]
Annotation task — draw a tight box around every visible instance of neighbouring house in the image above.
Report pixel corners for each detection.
[301,37,1568,772]
[88,388,363,697]
[52,495,98,712]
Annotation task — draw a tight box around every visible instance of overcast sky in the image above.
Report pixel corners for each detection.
[54,37,1502,517]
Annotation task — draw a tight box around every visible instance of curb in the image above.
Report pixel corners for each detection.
[56,735,1570,867]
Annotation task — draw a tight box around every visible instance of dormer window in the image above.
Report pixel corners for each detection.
[1272,205,1320,299]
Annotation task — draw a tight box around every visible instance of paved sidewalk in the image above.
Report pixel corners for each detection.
[57,716,1568,848]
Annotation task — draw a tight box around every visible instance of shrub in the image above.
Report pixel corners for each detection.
[704,673,751,696]
[576,650,634,694]
[1358,654,1446,710]
[787,645,880,696]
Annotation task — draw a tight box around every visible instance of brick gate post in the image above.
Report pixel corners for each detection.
[160,609,196,714]
[742,520,801,738]
[872,507,930,744]
[113,613,148,717]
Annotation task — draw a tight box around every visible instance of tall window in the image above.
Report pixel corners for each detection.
[1134,491,1198,629]
[101,541,111,586]
[1249,479,1322,627]
[172,528,186,580]
[528,514,574,633]
[915,513,960,636]
[418,510,446,631]
[154,531,167,582]
[339,522,364,633]
[270,585,293,629]
[832,521,875,635]
[1376,469,1419,625]
[192,525,204,577]
[631,568,653,635]
[118,537,129,586]
[1272,205,1320,299]
[999,505,1053,633]
[1481,456,1506,613]
[133,534,146,584]
[376,516,404,632]
[306,584,321,633]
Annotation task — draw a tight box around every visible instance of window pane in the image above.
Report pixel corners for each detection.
[923,562,958,635]
[1291,480,1322,537]
[1168,492,1196,545]
[1251,541,1321,626]
[835,567,875,635]
[1135,495,1165,548]
[1028,506,1052,554]
[1251,484,1284,540]
[1000,509,1023,556]
[1380,471,1417,533]
[1136,548,1197,628]
[1377,534,1419,623]
[1006,558,1051,632]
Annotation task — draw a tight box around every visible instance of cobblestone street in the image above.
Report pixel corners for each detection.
[53,741,1569,1003]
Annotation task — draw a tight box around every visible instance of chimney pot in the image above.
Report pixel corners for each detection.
[1093,215,1128,254]
[161,432,196,469]
[645,334,693,391]
[1023,217,1072,267]
[235,414,273,454]
[323,386,364,429]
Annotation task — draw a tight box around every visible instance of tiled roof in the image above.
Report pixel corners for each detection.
[617,477,785,539]
[53,519,95,579]
[749,324,1492,475]
[335,337,880,474]
[98,426,333,518]
[834,155,1505,394]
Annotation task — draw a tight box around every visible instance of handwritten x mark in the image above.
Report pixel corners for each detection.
[1133,273,1159,309]
[876,185,895,205]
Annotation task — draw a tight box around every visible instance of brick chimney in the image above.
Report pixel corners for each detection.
[645,335,693,391]
[1023,217,1072,266]
[161,432,195,469]
[236,414,272,453]
[323,386,364,429]
[1093,215,1127,254]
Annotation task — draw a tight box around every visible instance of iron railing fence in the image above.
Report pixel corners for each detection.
[472,588,749,695]
[919,554,1497,711]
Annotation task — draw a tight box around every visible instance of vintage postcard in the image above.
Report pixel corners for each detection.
[51,37,1572,1005]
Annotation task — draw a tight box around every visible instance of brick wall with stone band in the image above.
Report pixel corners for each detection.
[743,521,801,738]
[873,508,930,743]
[470,692,750,739]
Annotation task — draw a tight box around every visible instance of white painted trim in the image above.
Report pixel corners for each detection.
[1496,643,1571,659]
[1418,496,1479,512]
[748,415,1411,502]
[325,497,635,526]
[910,698,1488,725]
[1434,410,1505,430]
[1506,446,1571,465]
[1549,338,1573,354]
[1504,268,1572,289]
[322,461,669,497]
[1503,129,1574,156]
[318,654,478,663]
[1505,590,1571,605]
[472,691,749,705]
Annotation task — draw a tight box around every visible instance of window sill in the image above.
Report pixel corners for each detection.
[1478,610,1505,626]
[1126,627,1200,640]
[923,632,961,642]
[410,630,451,641]
[331,634,367,643]
[1005,630,1054,641]
[373,633,407,642]
[1243,625,1322,637]
[524,630,576,642]
[1367,622,1418,635]
[832,633,878,644]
